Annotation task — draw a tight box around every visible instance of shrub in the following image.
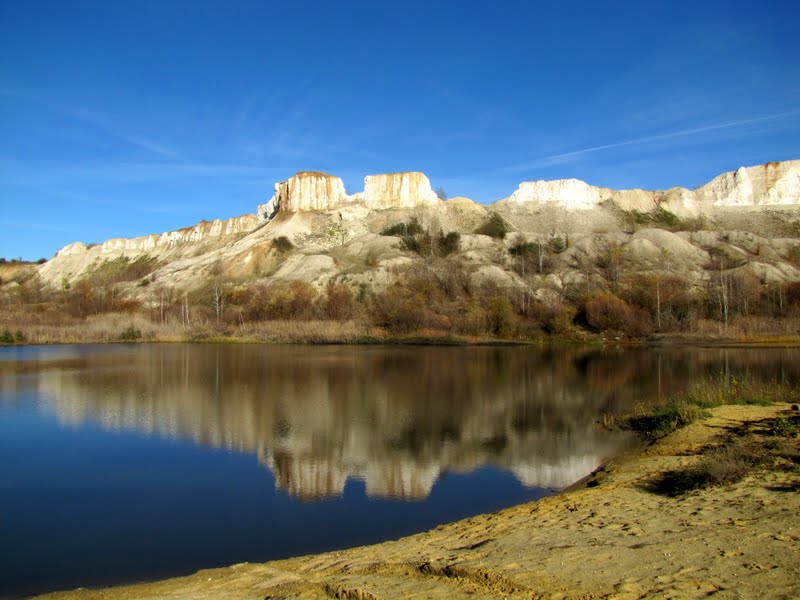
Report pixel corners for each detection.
[487,296,514,337]
[273,236,294,252]
[529,301,575,334]
[266,281,318,320]
[509,241,539,257]
[509,240,551,274]
[548,235,567,253]
[475,212,510,239]
[0,329,13,344]
[787,281,800,306]
[381,217,424,238]
[646,439,765,496]
[584,292,652,336]
[324,282,355,320]
[119,326,142,342]
[438,231,461,257]
[771,414,800,437]
[14,330,24,343]
[371,284,433,333]
[628,401,708,439]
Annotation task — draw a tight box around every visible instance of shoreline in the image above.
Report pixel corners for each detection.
[36,403,800,599]
[3,332,800,348]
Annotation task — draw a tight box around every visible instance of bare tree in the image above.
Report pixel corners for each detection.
[211,281,225,324]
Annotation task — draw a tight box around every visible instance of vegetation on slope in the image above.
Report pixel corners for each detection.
[2,205,800,345]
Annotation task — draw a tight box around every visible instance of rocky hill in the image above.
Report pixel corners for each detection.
[1,160,797,343]
[31,161,800,294]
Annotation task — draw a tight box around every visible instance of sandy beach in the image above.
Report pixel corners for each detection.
[37,403,799,600]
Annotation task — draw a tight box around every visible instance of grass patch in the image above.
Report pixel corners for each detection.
[626,375,798,439]
[119,325,143,342]
[678,375,792,408]
[769,413,800,438]
[628,401,709,439]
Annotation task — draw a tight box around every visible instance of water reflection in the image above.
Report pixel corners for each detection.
[2,344,798,501]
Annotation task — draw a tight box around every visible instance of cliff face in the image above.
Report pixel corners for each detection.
[37,214,258,284]
[260,171,349,218]
[498,160,800,214]
[357,171,440,210]
[696,161,800,206]
[505,179,612,209]
[31,160,800,289]
[257,171,440,221]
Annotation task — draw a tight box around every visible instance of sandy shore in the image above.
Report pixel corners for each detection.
[38,403,799,600]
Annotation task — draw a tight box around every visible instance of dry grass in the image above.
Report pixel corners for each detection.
[1,313,184,344]
[646,438,766,496]
[645,409,800,497]
[626,375,799,439]
[688,316,800,339]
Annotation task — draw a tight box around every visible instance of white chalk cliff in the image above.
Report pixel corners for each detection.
[499,160,800,216]
[257,161,799,223]
[31,160,800,288]
[257,171,440,221]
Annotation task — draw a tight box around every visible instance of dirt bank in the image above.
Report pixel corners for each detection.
[38,404,799,599]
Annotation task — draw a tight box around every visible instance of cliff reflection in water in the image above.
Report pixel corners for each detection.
[18,344,795,501]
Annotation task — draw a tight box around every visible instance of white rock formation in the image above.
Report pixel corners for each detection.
[697,161,800,206]
[504,178,611,209]
[499,160,800,213]
[258,171,349,220]
[258,171,441,221]
[31,160,800,290]
[356,172,440,210]
[38,214,258,284]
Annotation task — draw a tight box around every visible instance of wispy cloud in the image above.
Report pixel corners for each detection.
[1,87,186,161]
[494,110,800,176]
[57,103,187,162]
[0,157,291,187]
[0,218,72,233]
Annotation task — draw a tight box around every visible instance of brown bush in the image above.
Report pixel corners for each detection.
[371,284,421,332]
[267,281,318,320]
[787,281,800,306]
[370,284,448,333]
[623,273,693,329]
[324,282,355,320]
[585,292,652,337]
[486,296,514,337]
[528,300,575,334]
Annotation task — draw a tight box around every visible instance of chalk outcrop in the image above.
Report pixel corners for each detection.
[258,171,440,221]
[259,171,349,219]
[499,160,800,214]
[505,178,611,209]
[37,214,259,284]
[696,161,800,206]
[357,171,440,210]
[27,160,800,291]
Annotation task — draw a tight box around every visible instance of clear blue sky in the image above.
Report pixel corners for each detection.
[1,0,799,260]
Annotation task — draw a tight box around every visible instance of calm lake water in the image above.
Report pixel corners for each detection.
[1,343,798,598]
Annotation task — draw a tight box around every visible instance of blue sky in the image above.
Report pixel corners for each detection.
[1,1,799,260]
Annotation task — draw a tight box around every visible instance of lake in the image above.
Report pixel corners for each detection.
[1,343,798,598]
